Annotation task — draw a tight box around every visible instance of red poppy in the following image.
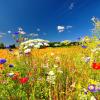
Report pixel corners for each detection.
[19,77,29,84]
[12,75,18,80]
[92,62,100,70]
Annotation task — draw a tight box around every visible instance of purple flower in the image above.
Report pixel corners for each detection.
[82,45,87,48]
[9,64,14,68]
[13,32,19,35]
[0,58,7,64]
[88,84,97,92]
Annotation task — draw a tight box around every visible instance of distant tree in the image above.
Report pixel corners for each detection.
[67,42,81,46]
[10,44,16,49]
[0,43,5,49]
[60,40,71,46]
[49,41,80,47]
[49,42,60,47]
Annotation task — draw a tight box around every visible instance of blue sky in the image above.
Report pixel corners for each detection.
[0,0,100,45]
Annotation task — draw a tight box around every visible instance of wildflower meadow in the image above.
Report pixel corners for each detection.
[0,17,100,100]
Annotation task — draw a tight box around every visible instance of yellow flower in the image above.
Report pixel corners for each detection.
[76,83,81,89]
[88,79,98,84]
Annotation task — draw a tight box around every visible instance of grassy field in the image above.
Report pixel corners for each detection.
[0,46,100,100]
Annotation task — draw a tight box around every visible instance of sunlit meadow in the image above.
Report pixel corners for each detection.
[0,18,100,100]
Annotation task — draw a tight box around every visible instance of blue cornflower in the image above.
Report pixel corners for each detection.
[82,45,87,48]
[88,84,97,92]
[13,32,19,35]
[0,58,7,64]
[9,64,14,68]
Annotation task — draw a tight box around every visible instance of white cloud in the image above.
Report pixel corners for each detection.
[8,31,12,34]
[69,2,74,10]
[57,26,65,32]
[18,27,23,31]
[30,33,39,37]
[66,25,72,29]
[37,28,40,32]
[57,25,72,33]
